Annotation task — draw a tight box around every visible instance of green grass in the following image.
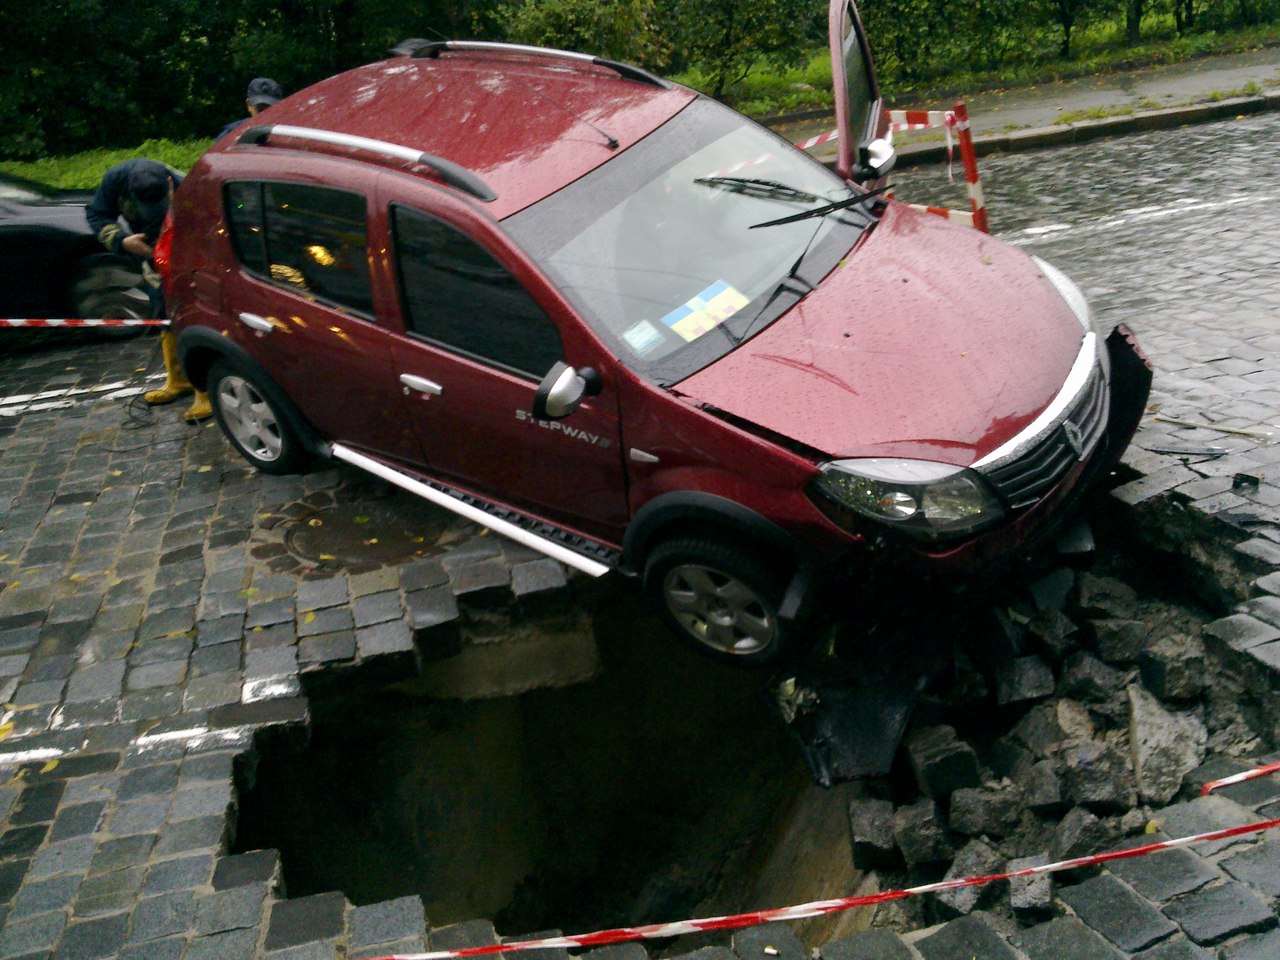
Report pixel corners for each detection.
[0,139,211,190]
[678,20,1280,117]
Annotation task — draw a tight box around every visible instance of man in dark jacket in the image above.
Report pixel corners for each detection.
[217,77,284,141]
[86,158,208,421]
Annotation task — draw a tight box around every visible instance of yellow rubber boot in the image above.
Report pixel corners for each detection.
[144,330,194,405]
[183,390,212,423]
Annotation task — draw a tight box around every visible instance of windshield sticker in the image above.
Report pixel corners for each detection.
[622,321,665,356]
[659,280,750,343]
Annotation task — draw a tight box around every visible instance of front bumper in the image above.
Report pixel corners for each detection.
[785,323,1152,615]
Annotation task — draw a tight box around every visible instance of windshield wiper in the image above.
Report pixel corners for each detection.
[694,176,822,204]
[750,184,892,229]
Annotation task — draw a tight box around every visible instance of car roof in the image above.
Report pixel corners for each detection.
[211,48,698,219]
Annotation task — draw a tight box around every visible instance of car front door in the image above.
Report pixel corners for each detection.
[383,196,629,545]
[829,0,893,183]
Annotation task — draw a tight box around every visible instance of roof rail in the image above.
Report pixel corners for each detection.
[236,125,497,202]
[401,40,669,89]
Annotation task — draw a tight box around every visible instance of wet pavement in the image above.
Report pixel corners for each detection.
[1,88,1280,960]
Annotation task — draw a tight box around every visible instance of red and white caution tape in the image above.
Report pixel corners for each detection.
[367,766,1280,960]
[0,318,169,328]
[1202,760,1280,796]
[793,128,840,152]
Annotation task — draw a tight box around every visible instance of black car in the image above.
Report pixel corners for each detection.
[0,171,149,326]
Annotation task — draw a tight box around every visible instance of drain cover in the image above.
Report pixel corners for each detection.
[285,499,461,567]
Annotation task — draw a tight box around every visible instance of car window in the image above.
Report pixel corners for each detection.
[391,205,563,379]
[224,181,374,317]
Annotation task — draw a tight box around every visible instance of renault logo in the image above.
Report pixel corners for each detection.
[1062,421,1085,459]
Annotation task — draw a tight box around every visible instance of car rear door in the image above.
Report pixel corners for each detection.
[217,170,424,464]
[830,0,892,183]
[379,183,630,545]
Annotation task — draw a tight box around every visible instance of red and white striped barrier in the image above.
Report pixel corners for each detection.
[886,102,987,233]
[0,318,169,328]
[366,766,1280,960]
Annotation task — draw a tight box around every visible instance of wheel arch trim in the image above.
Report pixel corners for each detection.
[622,491,809,574]
[177,327,325,457]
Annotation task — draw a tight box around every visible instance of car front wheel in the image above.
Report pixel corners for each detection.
[208,361,309,475]
[644,537,796,666]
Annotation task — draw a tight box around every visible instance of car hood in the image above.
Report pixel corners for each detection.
[675,203,1086,465]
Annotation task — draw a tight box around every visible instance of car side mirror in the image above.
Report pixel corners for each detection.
[532,362,600,420]
[855,137,896,182]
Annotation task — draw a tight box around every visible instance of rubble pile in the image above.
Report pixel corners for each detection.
[843,566,1272,935]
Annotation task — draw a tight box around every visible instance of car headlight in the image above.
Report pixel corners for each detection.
[809,458,1005,541]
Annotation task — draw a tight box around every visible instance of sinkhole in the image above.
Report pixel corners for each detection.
[231,490,1275,947]
[232,584,856,941]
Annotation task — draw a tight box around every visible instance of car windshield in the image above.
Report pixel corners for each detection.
[505,97,874,385]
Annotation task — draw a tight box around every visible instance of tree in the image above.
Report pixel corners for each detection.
[664,0,814,99]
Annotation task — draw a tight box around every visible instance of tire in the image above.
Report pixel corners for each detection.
[70,255,149,339]
[208,361,309,475]
[644,537,796,666]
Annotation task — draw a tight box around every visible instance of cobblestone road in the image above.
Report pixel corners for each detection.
[0,113,1279,958]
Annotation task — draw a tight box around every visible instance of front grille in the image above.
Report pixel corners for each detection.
[982,367,1109,510]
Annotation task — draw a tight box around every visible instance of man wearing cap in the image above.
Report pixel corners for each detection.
[217,77,284,141]
[85,158,208,421]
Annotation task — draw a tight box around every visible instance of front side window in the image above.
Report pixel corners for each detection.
[224,181,373,317]
[392,206,563,379]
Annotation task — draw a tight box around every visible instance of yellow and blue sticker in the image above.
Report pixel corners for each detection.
[659,280,750,343]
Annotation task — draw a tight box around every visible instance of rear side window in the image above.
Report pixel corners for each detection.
[224,181,373,317]
[392,206,562,378]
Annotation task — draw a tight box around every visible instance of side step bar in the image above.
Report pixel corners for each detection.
[329,443,613,578]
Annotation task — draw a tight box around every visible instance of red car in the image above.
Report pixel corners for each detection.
[163,0,1150,664]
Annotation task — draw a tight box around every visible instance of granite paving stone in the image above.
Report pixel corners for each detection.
[118,938,187,960]
[264,891,347,951]
[212,851,280,891]
[1220,927,1280,960]
[118,765,179,802]
[9,874,82,919]
[195,882,269,934]
[182,927,260,960]
[104,798,170,839]
[150,816,226,857]
[1162,881,1276,945]
[47,803,105,843]
[347,896,426,949]
[298,631,356,668]
[27,836,96,881]
[63,663,126,704]
[1132,938,1214,959]
[1057,874,1178,951]
[1013,917,1127,960]
[820,928,920,960]
[168,784,233,822]
[0,909,66,956]
[73,866,146,917]
[88,835,156,876]
[1152,797,1263,856]
[129,890,198,943]
[55,911,130,960]
[914,914,1023,960]
[142,854,214,895]
[1220,835,1280,896]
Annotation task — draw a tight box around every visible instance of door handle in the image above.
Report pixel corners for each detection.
[400,374,443,396]
[238,311,275,333]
